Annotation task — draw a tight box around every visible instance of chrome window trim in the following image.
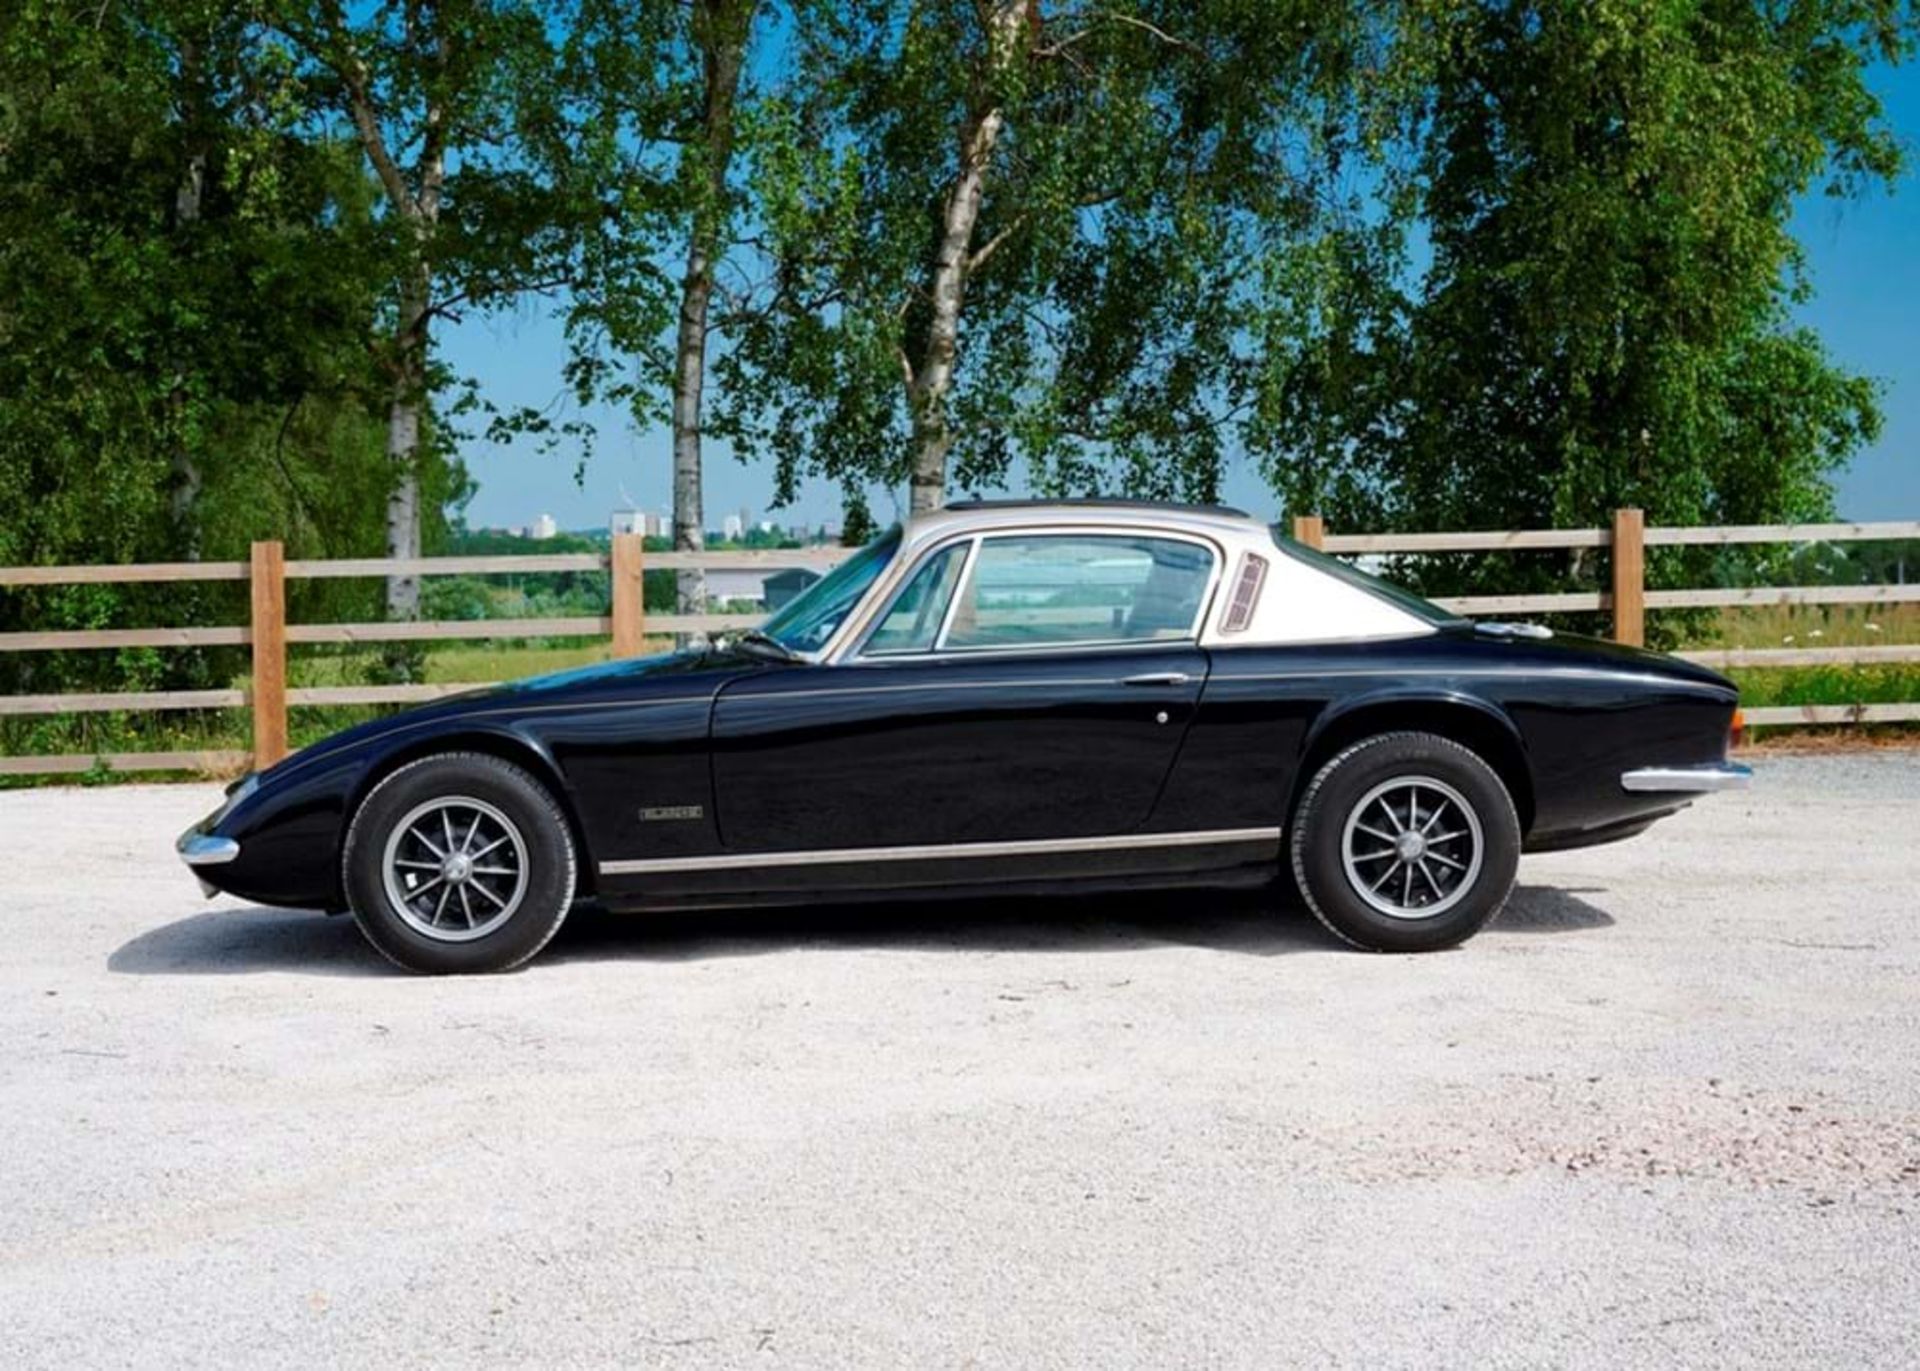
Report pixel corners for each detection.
[835,523,1223,665]
[931,534,982,650]
[801,503,1435,657]
[599,825,1282,876]
[855,535,981,660]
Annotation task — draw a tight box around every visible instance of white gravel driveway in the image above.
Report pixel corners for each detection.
[2,752,1917,1368]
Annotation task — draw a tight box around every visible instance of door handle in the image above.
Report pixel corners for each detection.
[1121,672,1191,687]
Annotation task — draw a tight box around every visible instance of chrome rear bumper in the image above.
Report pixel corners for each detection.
[1620,762,1753,793]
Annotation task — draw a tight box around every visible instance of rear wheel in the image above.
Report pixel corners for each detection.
[342,752,577,974]
[1289,731,1520,952]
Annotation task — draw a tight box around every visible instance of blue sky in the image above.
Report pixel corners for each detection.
[445,60,1920,534]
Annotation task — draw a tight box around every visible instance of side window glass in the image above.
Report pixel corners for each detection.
[942,535,1214,650]
[865,542,969,655]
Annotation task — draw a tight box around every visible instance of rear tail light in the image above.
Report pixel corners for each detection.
[1729,708,1746,750]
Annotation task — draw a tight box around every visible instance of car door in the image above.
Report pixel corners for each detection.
[709,529,1219,855]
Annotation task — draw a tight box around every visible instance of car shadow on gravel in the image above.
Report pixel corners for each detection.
[108,884,1614,976]
[1493,885,1616,934]
[542,882,1614,965]
[109,904,388,977]
[543,890,1330,965]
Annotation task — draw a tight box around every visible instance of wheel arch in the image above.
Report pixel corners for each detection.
[345,727,597,896]
[1288,693,1535,836]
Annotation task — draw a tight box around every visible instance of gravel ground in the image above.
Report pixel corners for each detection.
[2,752,1917,1369]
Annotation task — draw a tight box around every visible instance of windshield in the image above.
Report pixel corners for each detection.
[758,526,902,653]
[1269,527,1467,628]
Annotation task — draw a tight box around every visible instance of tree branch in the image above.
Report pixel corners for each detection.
[316,1,416,217]
[968,215,1027,273]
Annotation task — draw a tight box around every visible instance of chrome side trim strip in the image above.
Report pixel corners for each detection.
[1620,763,1753,793]
[723,676,1149,702]
[177,832,240,865]
[598,826,1283,877]
[1213,665,1724,689]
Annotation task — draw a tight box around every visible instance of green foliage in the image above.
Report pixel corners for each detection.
[1262,0,1915,599]
[715,1,1401,507]
[4,2,1919,758]
[0,1,438,699]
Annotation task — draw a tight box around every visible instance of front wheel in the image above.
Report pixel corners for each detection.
[1289,731,1520,952]
[342,752,578,974]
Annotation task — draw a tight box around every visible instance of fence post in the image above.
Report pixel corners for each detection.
[1611,508,1645,647]
[249,540,288,768]
[1292,514,1326,550]
[610,533,645,656]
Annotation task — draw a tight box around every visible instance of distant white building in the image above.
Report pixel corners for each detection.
[614,508,672,539]
[722,514,745,540]
[530,514,558,540]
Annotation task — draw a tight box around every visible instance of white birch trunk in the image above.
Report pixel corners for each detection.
[671,1,752,631]
[384,284,428,623]
[672,238,712,626]
[325,18,444,628]
[382,260,433,623]
[168,145,208,555]
[903,2,1030,516]
[168,34,207,555]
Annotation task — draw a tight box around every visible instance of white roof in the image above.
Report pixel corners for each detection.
[821,501,1437,655]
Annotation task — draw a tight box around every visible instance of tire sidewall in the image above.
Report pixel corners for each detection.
[1291,732,1520,953]
[343,753,576,974]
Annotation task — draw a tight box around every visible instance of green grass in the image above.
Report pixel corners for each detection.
[1682,602,1918,652]
[7,609,1916,787]
[0,637,652,786]
[1675,603,1920,713]
[1726,664,1920,709]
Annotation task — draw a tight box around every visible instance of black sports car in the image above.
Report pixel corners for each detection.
[179,500,1749,972]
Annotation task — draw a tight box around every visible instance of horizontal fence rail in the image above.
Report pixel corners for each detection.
[3,513,1917,775]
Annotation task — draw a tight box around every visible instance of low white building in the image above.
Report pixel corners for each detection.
[530,514,558,540]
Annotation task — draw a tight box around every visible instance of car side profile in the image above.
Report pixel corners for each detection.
[179,500,1749,972]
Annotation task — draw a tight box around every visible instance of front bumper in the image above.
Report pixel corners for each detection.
[177,828,239,897]
[1620,762,1753,793]
[178,832,240,864]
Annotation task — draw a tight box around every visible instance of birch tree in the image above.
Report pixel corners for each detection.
[273,0,576,624]
[717,0,1389,515]
[1258,0,1915,609]
[898,0,1033,515]
[669,0,760,616]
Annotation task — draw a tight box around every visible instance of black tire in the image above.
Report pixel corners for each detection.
[342,752,577,974]
[1289,731,1520,953]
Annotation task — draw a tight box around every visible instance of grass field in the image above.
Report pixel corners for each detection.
[5,608,1916,784]
[1680,604,1920,714]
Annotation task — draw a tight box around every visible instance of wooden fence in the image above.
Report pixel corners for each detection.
[2,513,1917,776]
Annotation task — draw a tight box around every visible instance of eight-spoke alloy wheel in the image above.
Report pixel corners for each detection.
[343,752,577,973]
[1290,731,1520,952]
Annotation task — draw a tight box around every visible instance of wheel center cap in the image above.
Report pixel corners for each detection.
[1396,833,1427,861]
[442,853,473,883]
